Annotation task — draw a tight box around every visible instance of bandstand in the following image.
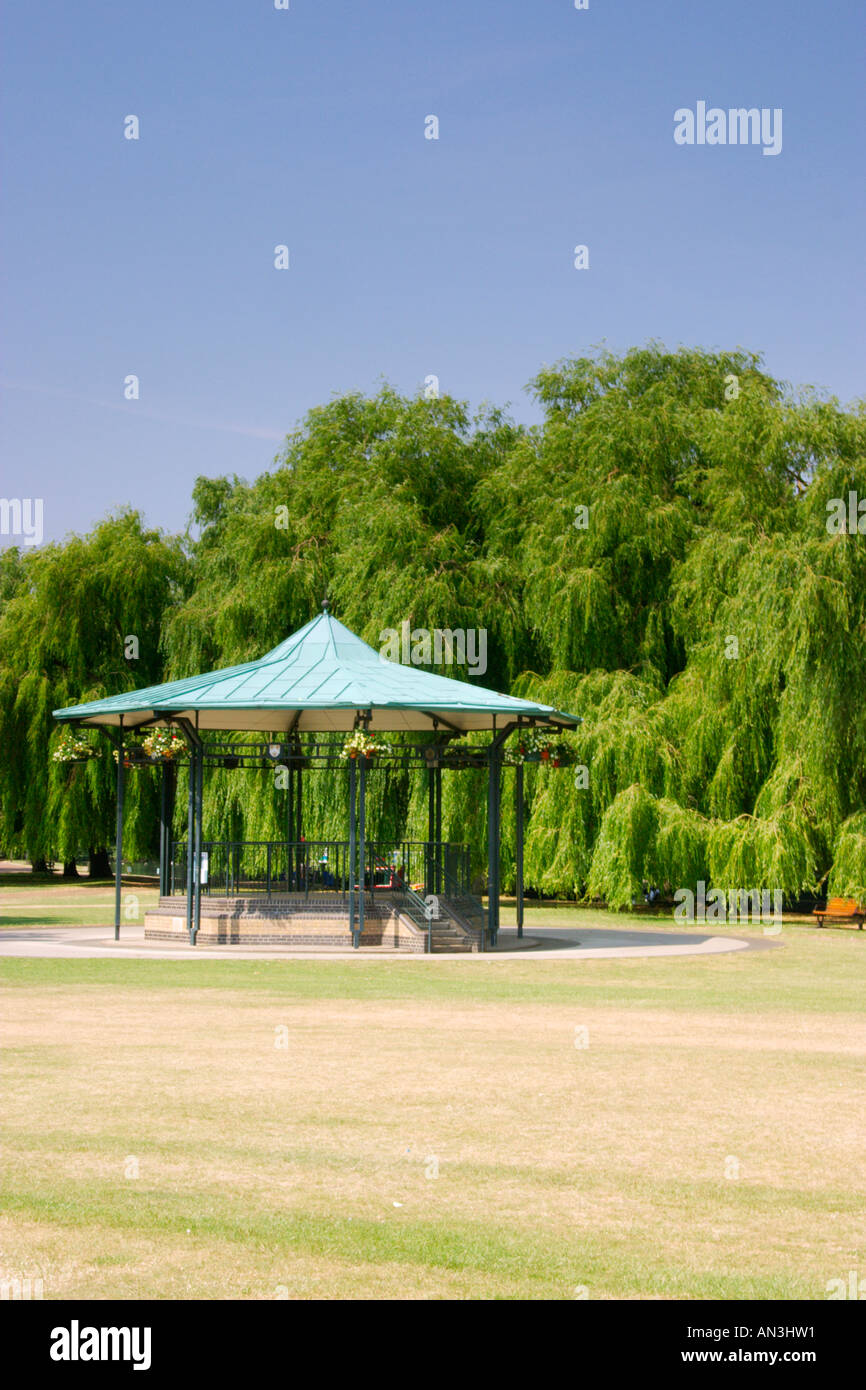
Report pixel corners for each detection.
[53,606,580,952]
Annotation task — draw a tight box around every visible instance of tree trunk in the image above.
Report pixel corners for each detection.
[30,858,49,873]
[89,848,112,879]
[62,860,79,878]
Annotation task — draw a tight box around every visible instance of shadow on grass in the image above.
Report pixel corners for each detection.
[0,913,116,929]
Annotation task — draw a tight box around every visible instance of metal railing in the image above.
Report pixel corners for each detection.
[441,865,486,920]
[388,866,486,953]
[438,863,488,949]
[367,841,470,897]
[169,839,470,901]
[390,879,438,953]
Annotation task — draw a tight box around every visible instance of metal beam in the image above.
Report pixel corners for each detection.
[419,709,463,735]
[490,720,518,751]
[115,713,163,732]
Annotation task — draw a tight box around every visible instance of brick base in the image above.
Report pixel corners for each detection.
[144,895,428,951]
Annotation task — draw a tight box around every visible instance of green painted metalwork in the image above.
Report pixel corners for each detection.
[113,723,125,942]
[55,608,580,949]
[52,611,579,734]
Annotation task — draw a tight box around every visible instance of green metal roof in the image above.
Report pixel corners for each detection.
[53,611,580,734]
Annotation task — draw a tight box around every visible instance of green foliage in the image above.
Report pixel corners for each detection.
[827,813,866,900]
[3,348,865,903]
[587,784,660,910]
[0,512,190,864]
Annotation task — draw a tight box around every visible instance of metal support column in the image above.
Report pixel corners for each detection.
[516,759,524,938]
[358,753,366,944]
[158,761,167,897]
[113,721,125,941]
[348,756,357,946]
[286,760,295,890]
[192,736,203,944]
[426,762,435,897]
[486,743,502,948]
[434,763,442,893]
[158,759,176,898]
[168,760,177,896]
[485,748,494,952]
[185,742,195,940]
[296,756,303,886]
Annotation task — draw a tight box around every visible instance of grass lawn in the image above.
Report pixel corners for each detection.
[0,877,159,929]
[1,898,864,1300]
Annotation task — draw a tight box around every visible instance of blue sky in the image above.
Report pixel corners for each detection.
[2,0,863,544]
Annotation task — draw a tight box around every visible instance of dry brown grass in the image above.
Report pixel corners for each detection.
[2,930,865,1299]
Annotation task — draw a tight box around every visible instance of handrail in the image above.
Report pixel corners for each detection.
[438,863,487,950]
[393,879,437,953]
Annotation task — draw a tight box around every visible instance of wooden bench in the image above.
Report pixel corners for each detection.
[814,897,865,929]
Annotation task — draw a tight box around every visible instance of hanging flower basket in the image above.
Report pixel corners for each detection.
[509,728,556,764]
[141,729,185,761]
[341,731,381,760]
[53,731,101,763]
[539,746,569,768]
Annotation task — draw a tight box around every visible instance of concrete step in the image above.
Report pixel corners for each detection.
[428,924,476,953]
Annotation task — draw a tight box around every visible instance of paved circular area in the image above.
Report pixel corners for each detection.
[0,923,774,961]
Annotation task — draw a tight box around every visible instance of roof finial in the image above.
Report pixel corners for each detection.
[322,597,330,613]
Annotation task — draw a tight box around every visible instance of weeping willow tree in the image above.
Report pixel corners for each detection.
[167,389,524,682]
[162,387,526,847]
[500,354,866,905]
[0,512,190,871]
[165,352,866,901]
[830,814,866,900]
[7,345,865,903]
[475,344,779,682]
